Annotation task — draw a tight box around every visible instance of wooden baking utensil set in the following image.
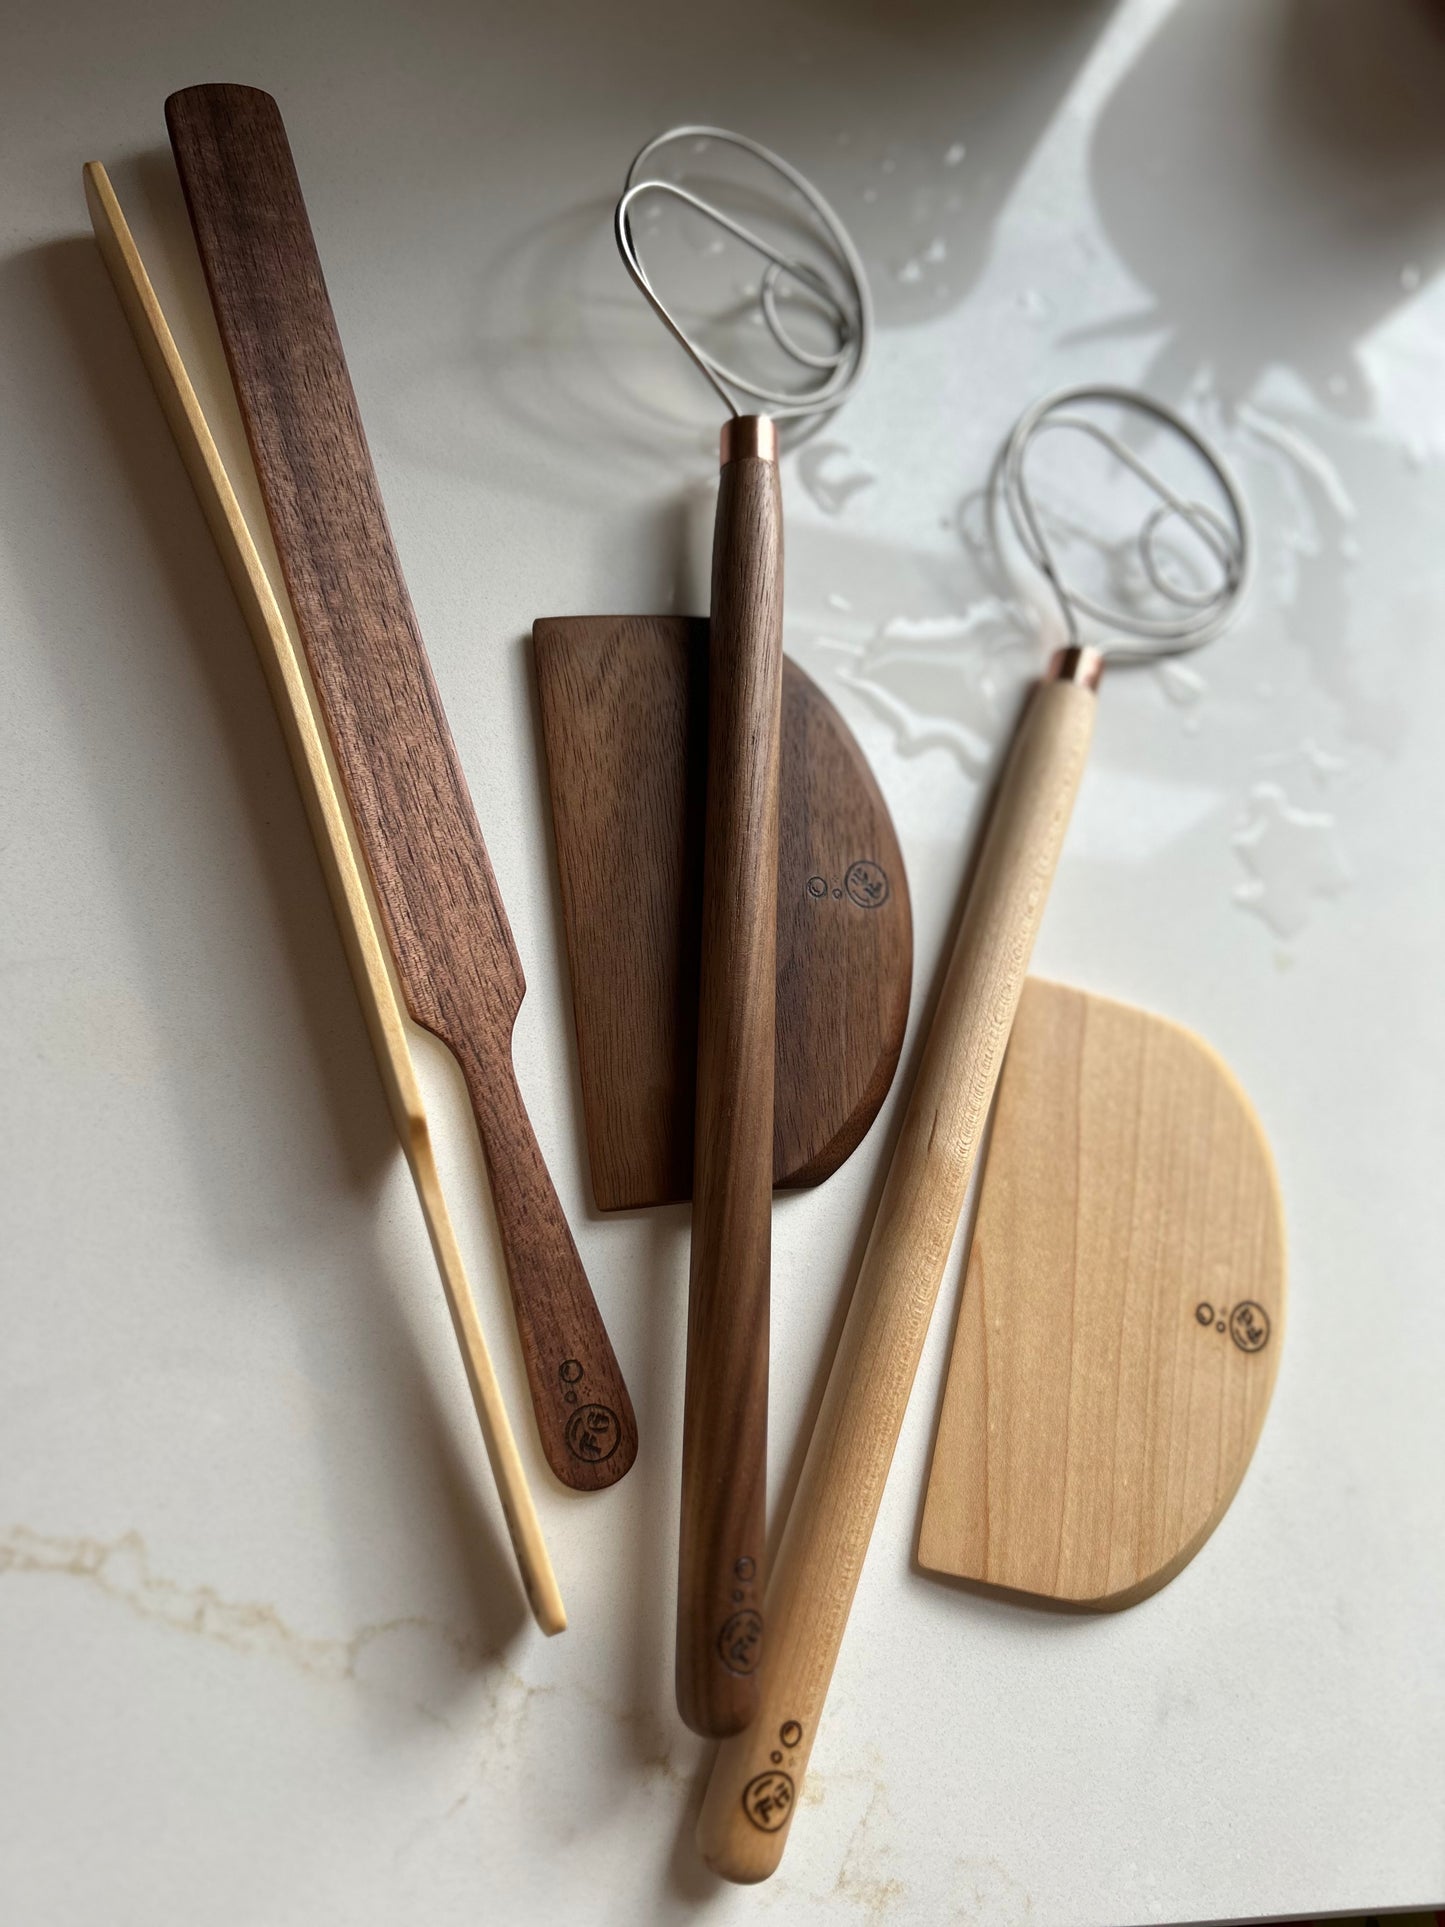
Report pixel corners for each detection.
[85,88,1285,1885]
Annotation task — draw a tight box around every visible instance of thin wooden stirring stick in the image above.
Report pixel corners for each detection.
[83,160,565,1636]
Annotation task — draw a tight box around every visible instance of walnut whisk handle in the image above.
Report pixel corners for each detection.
[677,417,784,1737]
[697,657,1100,1878]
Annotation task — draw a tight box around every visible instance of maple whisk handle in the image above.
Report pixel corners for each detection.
[698,655,1099,1878]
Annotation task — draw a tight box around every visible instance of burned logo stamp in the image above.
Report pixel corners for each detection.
[564,1403,621,1464]
[741,1769,795,1833]
[717,1608,763,1676]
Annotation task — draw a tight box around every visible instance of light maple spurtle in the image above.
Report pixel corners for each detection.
[83,160,565,1634]
[165,83,635,1490]
[698,650,1100,1879]
[677,419,783,1736]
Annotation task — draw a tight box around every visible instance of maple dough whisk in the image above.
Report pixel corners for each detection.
[615,127,870,1738]
[999,383,1249,660]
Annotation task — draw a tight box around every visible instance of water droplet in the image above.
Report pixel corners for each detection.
[795,442,877,517]
[1301,738,1349,783]
[1156,660,1207,707]
[862,186,878,205]
[1327,373,1348,399]
[944,142,967,167]
[1400,262,1422,292]
[892,235,952,286]
[1231,783,1352,937]
[1017,288,1050,320]
[880,155,897,175]
[827,591,853,612]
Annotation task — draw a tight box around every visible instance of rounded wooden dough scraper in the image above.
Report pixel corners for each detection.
[918,974,1285,1610]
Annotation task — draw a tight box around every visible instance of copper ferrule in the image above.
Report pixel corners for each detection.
[720,414,777,466]
[1045,644,1105,691]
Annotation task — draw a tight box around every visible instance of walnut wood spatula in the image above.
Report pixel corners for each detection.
[166,83,635,1491]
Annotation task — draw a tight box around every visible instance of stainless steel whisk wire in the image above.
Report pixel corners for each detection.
[615,125,872,424]
[999,385,1251,659]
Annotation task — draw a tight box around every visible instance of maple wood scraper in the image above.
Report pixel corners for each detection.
[166,83,636,1490]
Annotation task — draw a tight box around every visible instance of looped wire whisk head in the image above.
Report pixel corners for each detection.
[615,125,872,424]
[999,386,1251,660]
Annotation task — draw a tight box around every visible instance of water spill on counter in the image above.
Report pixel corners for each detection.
[1236,403,1357,523]
[1231,783,1352,938]
[830,603,1039,778]
[795,442,877,517]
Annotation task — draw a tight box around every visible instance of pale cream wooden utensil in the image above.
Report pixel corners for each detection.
[698,650,1099,1882]
[920,976,1285,1610]
[83,161,565,1636]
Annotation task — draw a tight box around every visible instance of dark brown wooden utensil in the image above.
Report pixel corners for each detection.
[675,419,783,1735]
[615,129,870,1736]
[166,82,635,1492]
[532,616,911,1210]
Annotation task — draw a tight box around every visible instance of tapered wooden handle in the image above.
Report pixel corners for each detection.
[677,422,784,1736]
[461,1050,638,1492]
[697,662,1099,1878]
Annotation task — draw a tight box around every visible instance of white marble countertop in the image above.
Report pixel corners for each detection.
[3,1,1443,1921]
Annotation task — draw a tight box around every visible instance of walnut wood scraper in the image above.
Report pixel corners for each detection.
[532,616,911,1214]
[166,83,635,1490]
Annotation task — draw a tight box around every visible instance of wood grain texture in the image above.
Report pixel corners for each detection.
[677,447,783,1737]
[532,617,911,1209]
[698,673,1097,1880]
[919,977,1285,1608]
[165,84,634,1491]
[81,161,565,1631]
